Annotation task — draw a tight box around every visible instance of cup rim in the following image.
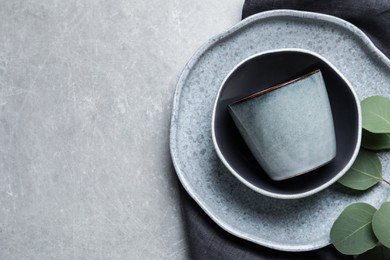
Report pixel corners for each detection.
[211,48,362,199]
[230,69,321,105]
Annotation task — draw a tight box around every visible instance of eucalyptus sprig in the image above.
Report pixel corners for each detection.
[362,96,390,134]
[330,96,390,257]
[361,96,390,151]
[330,202,390,256]
[337,149,390,190]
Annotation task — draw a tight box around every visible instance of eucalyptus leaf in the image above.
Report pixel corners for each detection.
[337,149,382,190]
[362,129,390,150]
[362,96,390,133]
[372,202,390,248]
[356,246,390,260]
[330,202,378,255]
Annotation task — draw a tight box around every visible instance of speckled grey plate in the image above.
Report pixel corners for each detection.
[170,10,390,252]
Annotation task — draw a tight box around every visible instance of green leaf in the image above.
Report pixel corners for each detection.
[337,149,382,190]
[362,96,390,133]
[330,202,378,255]
[362,129,390,150]
[356,246,390,260]
[372,202,390,248]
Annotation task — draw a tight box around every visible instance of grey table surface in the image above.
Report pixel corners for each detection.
[0,0,243,259]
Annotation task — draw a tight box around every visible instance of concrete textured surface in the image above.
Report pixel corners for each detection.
[0,0,243,259]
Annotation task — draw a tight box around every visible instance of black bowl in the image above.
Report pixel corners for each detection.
[211,49,361,199]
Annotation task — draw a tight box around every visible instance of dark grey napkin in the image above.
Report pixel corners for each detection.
[180,1,390,259]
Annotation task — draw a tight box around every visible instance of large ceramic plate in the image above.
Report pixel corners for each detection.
[170,10,390,251]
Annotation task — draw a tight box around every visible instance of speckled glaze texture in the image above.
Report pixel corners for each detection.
[170,10,390,251]
[228,70,336,181]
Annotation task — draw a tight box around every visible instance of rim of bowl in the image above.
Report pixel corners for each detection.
[211,48,362,199]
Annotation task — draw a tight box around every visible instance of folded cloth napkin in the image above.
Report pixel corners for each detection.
[180,1,390,259]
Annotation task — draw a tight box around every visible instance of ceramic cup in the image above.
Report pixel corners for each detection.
[228,69,336,181]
